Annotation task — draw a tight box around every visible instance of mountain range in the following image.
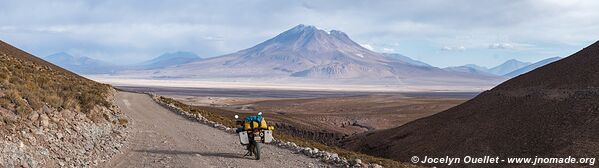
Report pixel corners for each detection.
[44,24,560,88]
[115,24,502,87]
[444,58,562,78]
[488,59,531,75]
[443,64,495,76]
[45,52,121,74]
[43,51,202,74]
[381,53,432,67]
[504,57,561,77]
[132,51,202,70]
[153,24,432,79]
[443,59,531,76]
[341,41,599,167]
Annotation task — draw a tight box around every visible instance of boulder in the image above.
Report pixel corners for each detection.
[39,114,49,127]
[302,147,313,156]
[28,111,39,121]
[370,164,383,168]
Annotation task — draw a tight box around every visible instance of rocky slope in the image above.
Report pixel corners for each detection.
[341,41,599,167]
[0,40,127,167]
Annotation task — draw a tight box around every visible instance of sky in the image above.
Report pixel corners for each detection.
[1,0,599,67]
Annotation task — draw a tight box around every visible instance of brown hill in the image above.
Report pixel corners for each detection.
[0,40,126,167]
[0,40,111,117]
[341,41,599,167]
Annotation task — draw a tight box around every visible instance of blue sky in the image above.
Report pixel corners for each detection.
[1,0,598,67]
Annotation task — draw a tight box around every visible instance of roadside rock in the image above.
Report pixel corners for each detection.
[28,112,39,122]
[353,159,362,165]
[39,114,49,127]
[370,164,383,168]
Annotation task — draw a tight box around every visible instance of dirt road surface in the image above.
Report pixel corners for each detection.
[102,92,328,168]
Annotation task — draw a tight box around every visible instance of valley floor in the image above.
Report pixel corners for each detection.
[89,76,495,92]
[118,85,474,146]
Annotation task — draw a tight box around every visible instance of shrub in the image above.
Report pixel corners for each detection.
[62,97,79,112]
[0,98,12,110]
[22,92,43,110]
[0,71,8,81]
[118,118,128,126]
[15,105,32,116]
[44,94,63,108]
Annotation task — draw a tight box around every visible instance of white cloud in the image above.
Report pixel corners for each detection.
[488,43,515,49]
[1,0,599,65]
[441,46,466,51]
[0,26,17,31]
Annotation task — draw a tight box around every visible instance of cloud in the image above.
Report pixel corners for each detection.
[441,46,466,51]
[488,43,515,49]
[0,0,598,66]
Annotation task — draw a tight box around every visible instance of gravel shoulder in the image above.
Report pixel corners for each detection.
[102,91,328,168]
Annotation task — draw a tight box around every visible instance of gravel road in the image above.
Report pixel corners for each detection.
[102,92,328,168]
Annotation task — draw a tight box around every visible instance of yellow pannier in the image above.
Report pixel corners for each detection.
[243,118,269,130]
[260,118,268,129]
[244,121,257,130]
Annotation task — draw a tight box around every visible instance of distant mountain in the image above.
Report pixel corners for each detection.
[382,53,432,67]
[135,51,201,69]
[44,52,120,74]
[125,24,501,87]
[488,59,530,76]
[45,51,202,74]
[443,64,494,76]
[443,59,532,77]
[463,64,488,70]
[341,41,599,167]
[198,24,403,79]
[504,57,561,77]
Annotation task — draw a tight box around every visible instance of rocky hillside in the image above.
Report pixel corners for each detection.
[341,41,599,167]
[0,40,126,167]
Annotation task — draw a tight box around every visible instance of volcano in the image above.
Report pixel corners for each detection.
[120,25,501,87]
